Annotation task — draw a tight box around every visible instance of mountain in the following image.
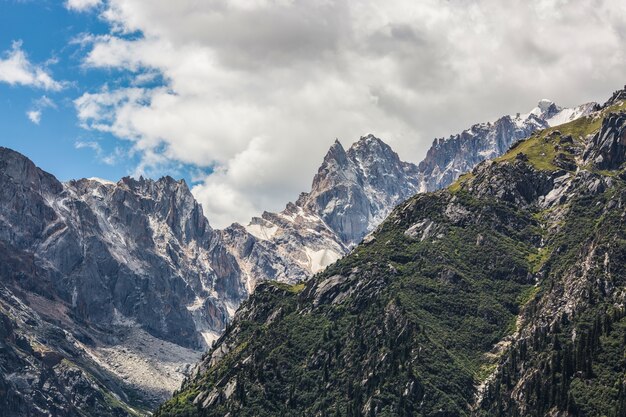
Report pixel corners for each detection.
[0,156,245,415]
[0,135,423,416]
[222,135,422,289]
[417,99,598,191]
[0,89,608,416]
[226,99,597,290]
[156,88,626,417]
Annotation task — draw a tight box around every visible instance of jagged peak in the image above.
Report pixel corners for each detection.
[603,85,626,108]
[320,137,349,167]
[537,98,556,112]
[118,174,190,192]
[347,134,399,163]
[355,133,384,145]
[353,134,388,147]
[0,146,63,193]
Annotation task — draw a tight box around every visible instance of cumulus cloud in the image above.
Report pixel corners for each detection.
[65,0,101,12]
[26,110,41,124]
[75,0,626,227]
[0,41,63,90]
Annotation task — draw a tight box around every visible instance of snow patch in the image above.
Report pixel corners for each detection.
[304,247,342,274]
[245,223,279,240]
[87,177,116,186]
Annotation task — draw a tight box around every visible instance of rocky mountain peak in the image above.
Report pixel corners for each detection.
[537,98,556,113]
[321,138,348,166]
[603,85,626,108]
[299,136,420,246]
[81,174,211,245]
[0,146,63,195]
[221,135,422,294]
[415,98,598,192]
[347,134,402,167]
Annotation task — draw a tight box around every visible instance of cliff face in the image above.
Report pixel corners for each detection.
[0,151,247,349]
[0,151,246,415]
[156,93,626,417]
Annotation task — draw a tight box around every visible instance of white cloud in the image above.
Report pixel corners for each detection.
[0,41,63,90]
[75,140,125,166]
[26,110,41,124]
[26,96,57,125]
[76,0,626,227]
[65,0,101,12]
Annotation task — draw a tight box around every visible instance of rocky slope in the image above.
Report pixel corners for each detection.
[156,90,626,417]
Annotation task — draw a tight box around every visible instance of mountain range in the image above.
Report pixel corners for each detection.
[158,86,626,417]
[0,87,616,416]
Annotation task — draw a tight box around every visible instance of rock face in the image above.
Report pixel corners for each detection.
[0,284,140,417]
[583,112,626,170]
[417,100,598,191]
[0,150,241,414]
[303,136,421,246]
[0,150,246,349]
[156,91,626,417]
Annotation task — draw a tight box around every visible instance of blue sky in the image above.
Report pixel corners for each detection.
[0,0,151,182]
[1,0,625,227]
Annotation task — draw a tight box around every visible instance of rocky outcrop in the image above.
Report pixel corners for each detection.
[583,111,626,170]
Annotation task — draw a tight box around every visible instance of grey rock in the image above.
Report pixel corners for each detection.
[583,112,626,170]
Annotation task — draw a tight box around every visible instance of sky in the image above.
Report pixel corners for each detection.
[1,0,626,228]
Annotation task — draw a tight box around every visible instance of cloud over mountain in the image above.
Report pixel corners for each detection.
[74,0,626,227]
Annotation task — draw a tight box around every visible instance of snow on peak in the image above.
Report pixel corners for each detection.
[87,177,116,186]
[537,99,555,112]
